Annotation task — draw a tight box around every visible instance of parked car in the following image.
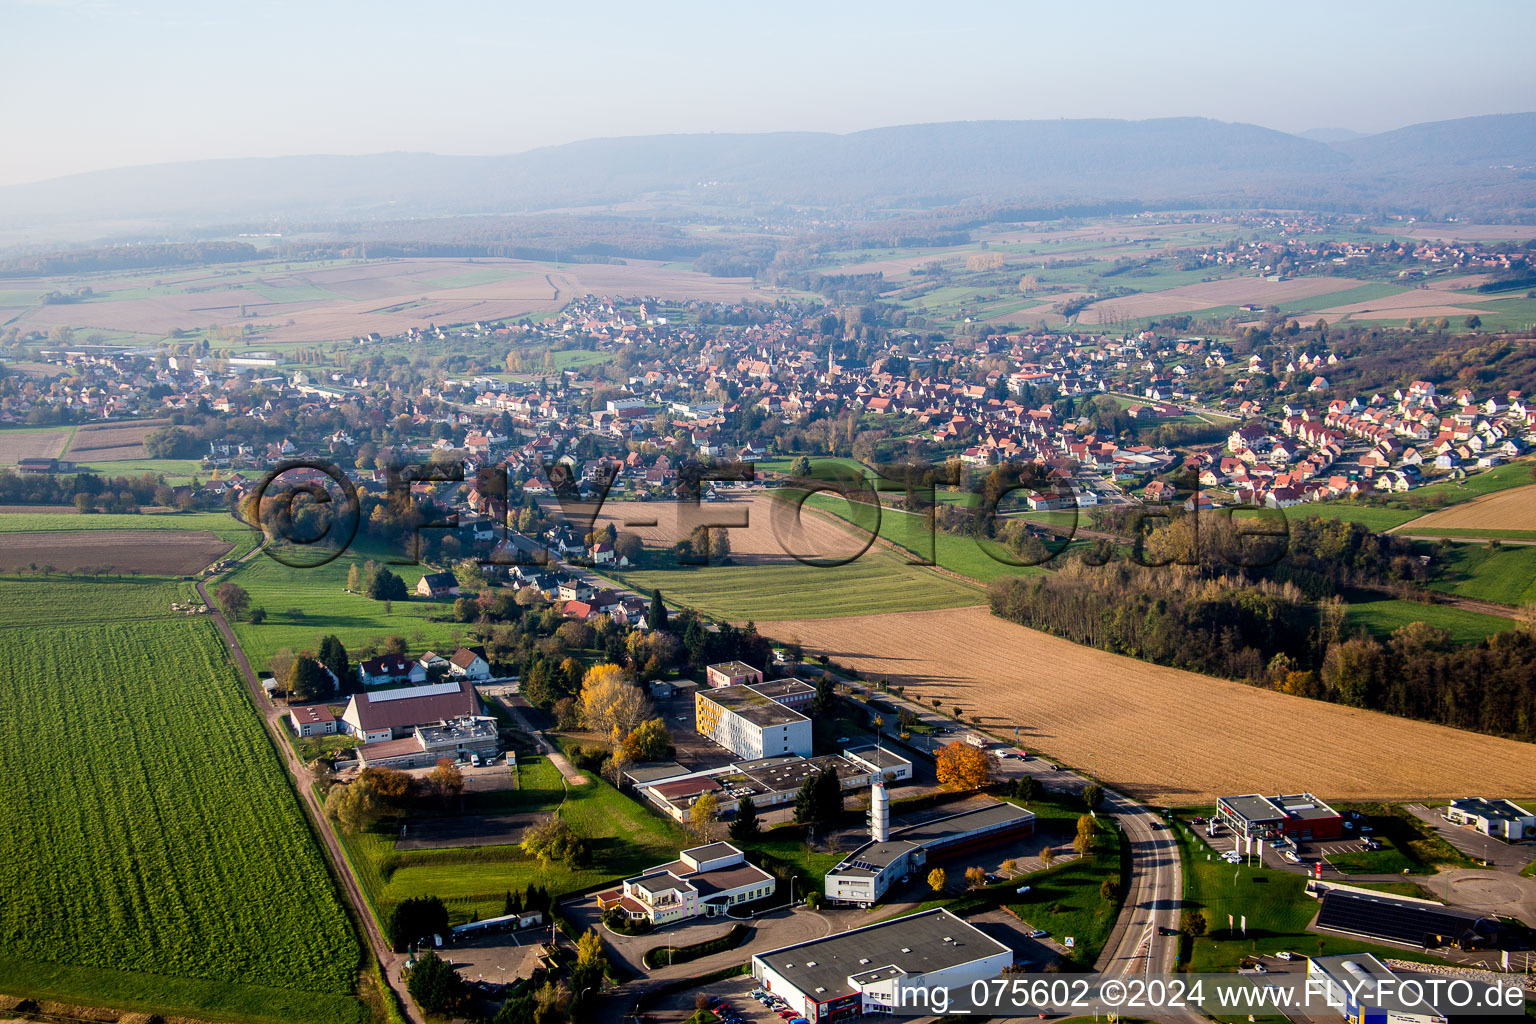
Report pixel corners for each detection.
[1016,885,1032,895]
[1276,951,1295,961]
[1030,929,1049,938]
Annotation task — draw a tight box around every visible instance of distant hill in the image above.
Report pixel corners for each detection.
[1,114,1532,243]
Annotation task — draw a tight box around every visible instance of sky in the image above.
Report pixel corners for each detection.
[2,0,1533,187]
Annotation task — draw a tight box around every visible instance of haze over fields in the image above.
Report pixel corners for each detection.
[4,114,1536,237]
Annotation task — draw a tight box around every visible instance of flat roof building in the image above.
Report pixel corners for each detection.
[753,908,1012,1022]
[705,660,763,688]
[696,682,813,761]
[1216,792,1344,842]
[594,841,775,927]
[1307,953,1457,1023]
[1446,797,1536,841]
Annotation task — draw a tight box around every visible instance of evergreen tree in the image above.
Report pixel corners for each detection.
[648,589,668,631]
[288,654,330,702]
[810,675,835,718]
[728,794,760,840]
[317,635,349,690]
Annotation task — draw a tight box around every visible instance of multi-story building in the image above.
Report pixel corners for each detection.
[695,683,813,760]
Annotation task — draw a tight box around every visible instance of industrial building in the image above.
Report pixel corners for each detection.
[695,682,813,760]
[594,842,776,927]
[752,907,1012,1022]
[1446,797,1536,840]
[824,796,1035,906]
[1215,792,1344,842]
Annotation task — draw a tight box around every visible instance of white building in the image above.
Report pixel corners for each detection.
[594,842,775,927]
[1306,953,1455,1023]
[695,683,813,760]
[1446,797,1536,840]
[753,908,1013,1022]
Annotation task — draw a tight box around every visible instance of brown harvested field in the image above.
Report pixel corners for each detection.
[12,256,786,343]
[64,420,164,456]
[1379,224,1536,242]
[1394,484,1536,533]
[0,529,231,574]
[579,493,876,565]
[1081,275,1370,321]
[0,428,72,465]
[1314,280,1497,321]
[754,605,1536,803]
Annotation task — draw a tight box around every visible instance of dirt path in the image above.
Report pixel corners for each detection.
[197,579,426,1024]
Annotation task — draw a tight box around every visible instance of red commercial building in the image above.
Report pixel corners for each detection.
[1215,793,1344,842]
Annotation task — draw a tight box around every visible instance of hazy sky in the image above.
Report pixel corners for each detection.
[3,0,1533,186]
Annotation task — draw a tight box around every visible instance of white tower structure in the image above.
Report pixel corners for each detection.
[870,778,890,842]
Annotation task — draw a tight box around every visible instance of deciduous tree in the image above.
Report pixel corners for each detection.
[936,741,992,791]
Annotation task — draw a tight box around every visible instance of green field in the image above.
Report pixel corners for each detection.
[1276,280,1407,313]
[342,755,690,923]
[607,538,985,622]
[1288,503,1428,532]
[225,542,465,672]
[802,493,1055,583]
[71,457,209,481]
[1343,591,1514,644]
[0,576,364,1022]
[1429,543,1536,607]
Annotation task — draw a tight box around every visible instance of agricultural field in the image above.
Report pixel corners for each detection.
[1394,482,1536,535]
[222,540,468,672]
[71,456,209,483]
[591,493,986,619]
[1428,542,1536,608]
[0,424,74,465]
[752,605,1536,804]
[63,418,167,462]
[342,754,689,924]
[0,528,231,574]
[0,576,364,1022]
[9,255,789,347]
[801,493,1054,583]
[1342,590,1514,644]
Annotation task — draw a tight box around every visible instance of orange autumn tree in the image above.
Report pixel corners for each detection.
[935,740,993,791]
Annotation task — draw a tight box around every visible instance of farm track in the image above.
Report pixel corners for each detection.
[196,574,426,1024]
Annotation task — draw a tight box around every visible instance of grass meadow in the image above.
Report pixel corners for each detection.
[225,540,467,672]
[0,575,364,1022]
[342,755,690,924]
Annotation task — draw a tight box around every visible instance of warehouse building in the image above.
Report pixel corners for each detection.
[356,715,499,769]
[695,682,813,760]
[824,800,1035,906]
[1446,797,1536,840]
[1215,792,1344,842]
[753,907,1012,1022]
